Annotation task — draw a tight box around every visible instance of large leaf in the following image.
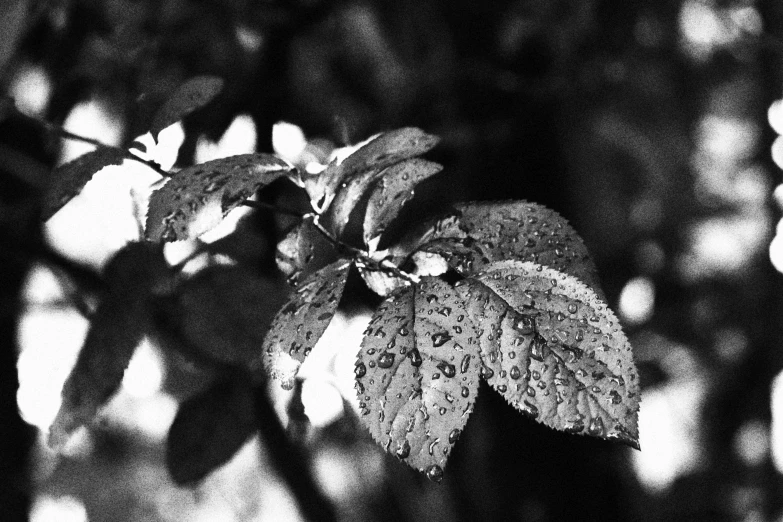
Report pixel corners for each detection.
[356,277,481,481]
[166,376,255,485]
[145,153,292,242]
[153,266,285,373]
[150,76,224,139]
[456,260,639,448]
[275,215,337,286]
[362,159,443,247]
[419,201,601,291]
[48,242,169,449]
[41,147,126,221]
[263,259,351,389]
[305,127,438,212]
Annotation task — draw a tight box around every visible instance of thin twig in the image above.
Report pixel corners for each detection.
[241,200,306,218]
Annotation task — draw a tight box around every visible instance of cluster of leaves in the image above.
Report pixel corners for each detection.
[42,76,639,486]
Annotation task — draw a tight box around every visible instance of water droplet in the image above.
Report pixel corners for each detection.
[590,385,601,394]
[437,362,456,378]
[395,440,410,459]
[530,336,548,362]
[497,384,507,393]
[555,312,566,322]
[378,410,385,423]
[438,307,452,317]
[526,386,536,397]
[378,352,395,368]
[399,326,410,336]
[513,315,535,335]
[426,294,438,303]
[407,348,422,367]
[567,303,578,314]
[510,366,521,380]
[587,417,605,437]
[609,390,622,404]
[431,332,452,347]
[521,400,539,418]
[575,329,584,342]
[460,354,471,374]
[564,420,584,434]
[449,429,461,444]
[426,465,444,483]
[480,365,494,379]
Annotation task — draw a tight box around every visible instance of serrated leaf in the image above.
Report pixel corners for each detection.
[276,215,337,286]
[305,127,439,212]
[41,147,126,221]
[154,266,285,373]
[263,260,351,389]
[451,201,601,290]
[145,153,292,242]
[150,76,224,139]
[356,277,481,480]
[362,159,443,246]
[166,377,255,485]
[48,242,169,449]
[455,260,639,448]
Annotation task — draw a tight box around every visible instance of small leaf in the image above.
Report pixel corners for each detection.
[150,76,224,139]
[456,260,640,448]
[145,153,292,242]
[263,260,351,389]
[357,261,410,297]
[41,147,126,221]
[48,242,169,449]
[154,266,285,373]
[363,159,443,246]
[305,127,438,212]
[444,201,601,290]
[357,277,481,477]
[276,215,337,286]
[166,376,255,485]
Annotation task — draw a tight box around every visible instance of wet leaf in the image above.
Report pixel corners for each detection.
[263,260,351,389]
[150,76,224,139]
[153,266,285,373]
[356,260,410,297]
[145,153,292,242]
[166,376,256,485]
[305,127,438,212]
[41,147,126,221]
[456,260,639,448]
[363,159,443,246]
[356,277,481,477]
[276,215,337,286]
[48,242,169,449]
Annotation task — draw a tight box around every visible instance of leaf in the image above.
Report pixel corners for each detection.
[41,147,126,221]
[356,260,410,297]
[150,76,224,139]
[275,215,337,286]
[462,201,600,290]
[48,242,169,449]
[166,376,256,485]
[153,266,286,373]
[362,159,443,246]
[305,127,439,212]
[263,259,351,389]
[455,260,640,448]
[356,277,482,481]
[145,153,292,242]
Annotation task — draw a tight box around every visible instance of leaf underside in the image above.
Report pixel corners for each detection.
[150,75,224,138]
[263,259,351,389]
[275,215,338,286]
[356,277,481,480]
[145,153,291,242]
[42,147,126,221]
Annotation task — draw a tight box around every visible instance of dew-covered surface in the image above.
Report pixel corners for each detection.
[275,215,338,286]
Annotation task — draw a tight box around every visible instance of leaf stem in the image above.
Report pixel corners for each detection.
[240,200,305,218]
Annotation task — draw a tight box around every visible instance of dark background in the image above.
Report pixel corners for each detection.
[2,0,783,521]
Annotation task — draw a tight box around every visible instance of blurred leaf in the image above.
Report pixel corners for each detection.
[305,127,438,212]
[263,259,351,389]
[456,260,639,447]
[154,266,284,373]
[145,153,292,242]
[166,376,255,485]
[48,242,169,449]
[356,277,481,481]
[275,215,337,286]
[149,76,224,139]
[41,147,126,221]
[363,159,443,247]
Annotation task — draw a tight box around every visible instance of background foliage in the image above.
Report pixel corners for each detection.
[2,0,783,521]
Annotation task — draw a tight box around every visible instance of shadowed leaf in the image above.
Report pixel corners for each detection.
[276,215,337,286]
[456,260,639,448]
[41,147,126,221]
[356,277,481,480]
[150,76,224,139]
[145,153,292,242]
[166,377,255,485]
[48,242,169,449]
[263,260,351,389]
[305,127,438,212]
